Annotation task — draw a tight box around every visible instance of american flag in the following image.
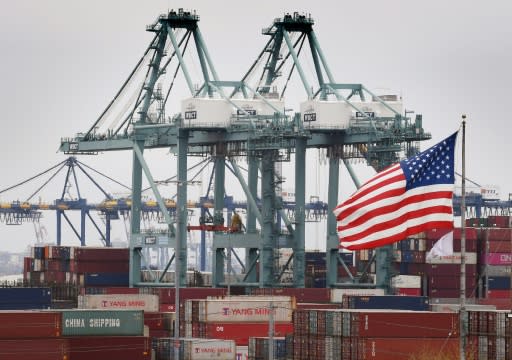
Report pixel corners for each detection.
[334,132,458,250]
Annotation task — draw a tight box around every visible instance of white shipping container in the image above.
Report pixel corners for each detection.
[485,265,512,277]
[426,252,477,264]
[430,304,496,313]
[182,338,236,360]
[391,275,421,289]
[198,298,293,323]
[330,288,385,303]
[181,98,233,128]
[78,294,159,312]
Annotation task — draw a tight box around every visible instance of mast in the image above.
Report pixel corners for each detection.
[460,114,467,360]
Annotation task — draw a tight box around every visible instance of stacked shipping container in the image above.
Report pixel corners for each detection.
[291,309,461,360]
[183,296,295,346]
[0,309,151,360]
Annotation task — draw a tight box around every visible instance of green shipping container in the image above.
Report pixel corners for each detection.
[61,309,144,336]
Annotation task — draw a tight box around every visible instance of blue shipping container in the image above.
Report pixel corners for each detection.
[487,276,511,290]
[346,295,429,311]
[0,287,51,305]
[83,272,129,286]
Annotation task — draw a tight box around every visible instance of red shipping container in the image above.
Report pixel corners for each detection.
[43,270,66,283]
[429,275,477,289]
[144,312,173,331]
[160,303,175,312]
[426,238,477,252]
[150,287,227,304]
[428,288,478,298]
[426,263,477,277]
[487,240,512,253]
[481,253,512,265]
[0,311,61,338]
[67,336,151,360]
[296,303,343,310]
[487,215,511,228]
[426,227,478,241]
[486,227,512,241]
[350,311,459,338]
[24,257,33,272]
[203,322,294,346]
[477,298,512,310]
[487,289,512,299]
[70,260,129,273]
[0,338,69,360]
[72,247,129,261]
[105,287,140,294]
[357,337,460,360]
[395,288,422,296]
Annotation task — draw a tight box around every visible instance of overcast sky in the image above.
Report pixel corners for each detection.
[1,0,511,253]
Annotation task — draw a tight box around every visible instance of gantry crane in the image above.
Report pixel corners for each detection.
[58,10,433,291]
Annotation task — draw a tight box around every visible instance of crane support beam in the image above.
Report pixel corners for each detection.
[282,30,312,98]
[326,156,340,287]
[293,137,306,287]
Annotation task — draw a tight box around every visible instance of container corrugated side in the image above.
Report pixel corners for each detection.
[0,338,69,360]
[199,298,293,323]
[182,338,237,360]
[204,322,294,346]
[0,310,61,338]
[78,294,159,312]
[67,336,151,360]
[350,310,459,338]
[0,287,51,304]
[61,309,144,336]
[330,288,384,303]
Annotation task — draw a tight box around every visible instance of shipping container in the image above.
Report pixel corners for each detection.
[152,337,236,360]
[484,265,512,277]
[487,240,512,253]
[481,253,512,265]
[78,294,159,312]
[0,287,51,305]
[426,252,477,264]
[71,247,129,261]
[236,346,249,360]
[342,295,429,311]
[487,276,512,290]
[347,310,459,338]
[203,322,294,346]
[0,338,69,360]
[329,288,385,303]
[81,272,130,286]
[71,260,129,273]
[426,263,477,276]
[145,311,175,332]
[391,274,421,288]
[145,287,227,304]
[67,336,151,360]
[248,337,287,360]
[356,337,460,360]
[197,298,294,323]
[250,288,331,303]
[60,309,144,336]
[0,310,61,338]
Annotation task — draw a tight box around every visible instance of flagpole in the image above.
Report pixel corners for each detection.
[460,114,467,360]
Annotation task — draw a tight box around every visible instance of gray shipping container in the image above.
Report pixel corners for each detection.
[61,309,144,336]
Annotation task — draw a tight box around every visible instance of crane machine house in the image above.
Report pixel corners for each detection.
[301,94,403,130]
[180,97,286,128]
[180,93,403,129]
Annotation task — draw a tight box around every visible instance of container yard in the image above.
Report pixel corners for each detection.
[1,4,512,360]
